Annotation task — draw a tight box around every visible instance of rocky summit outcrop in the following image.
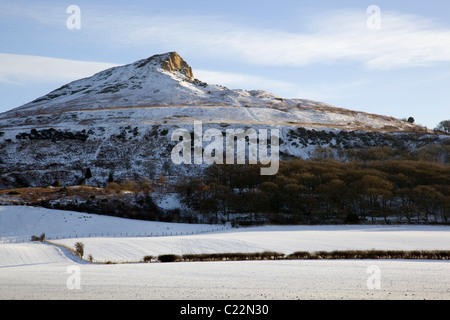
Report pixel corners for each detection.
[160,52,194,80]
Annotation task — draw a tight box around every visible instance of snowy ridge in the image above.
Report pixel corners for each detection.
[0,206,226,244]
[0,52,438,190]
[0,52,418,132]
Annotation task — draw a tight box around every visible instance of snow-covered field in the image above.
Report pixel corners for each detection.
[0,205,226,243]
[0,205,449,300]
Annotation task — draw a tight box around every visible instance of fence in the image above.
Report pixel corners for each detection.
[0,236,30,244]
[0,226,231,244]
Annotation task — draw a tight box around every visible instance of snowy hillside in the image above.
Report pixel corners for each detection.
[0,51,443,191]
[0,205,225,243]
[0,51,418,131]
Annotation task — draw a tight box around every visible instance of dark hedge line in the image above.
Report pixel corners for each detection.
[148,250,450,263]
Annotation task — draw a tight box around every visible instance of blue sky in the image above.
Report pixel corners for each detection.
[1,0,449,129]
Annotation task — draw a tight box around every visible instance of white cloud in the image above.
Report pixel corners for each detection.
[292,80,371,102]
[87,9,450,71]
[0,1,63,25]
[194,69,295,92]
[3,3,450,71]
[0,54,119,84]
[3,1,450,71]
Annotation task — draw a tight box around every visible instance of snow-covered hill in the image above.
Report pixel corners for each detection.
[0,205,225,244]
[0,52,443,191]
[0,52,419,131]
[0,52,422,131]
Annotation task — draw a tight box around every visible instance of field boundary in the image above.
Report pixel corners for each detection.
[151,250,450,263]
[38,239,450,264]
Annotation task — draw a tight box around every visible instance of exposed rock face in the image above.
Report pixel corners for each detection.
[160,52,194,80]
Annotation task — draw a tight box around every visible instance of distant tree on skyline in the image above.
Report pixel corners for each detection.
[435,120,450,134]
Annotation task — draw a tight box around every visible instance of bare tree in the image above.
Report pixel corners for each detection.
[74,242,84,258]
[435,120,450,134]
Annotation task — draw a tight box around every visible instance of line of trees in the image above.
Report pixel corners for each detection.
[176,147,450,225]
